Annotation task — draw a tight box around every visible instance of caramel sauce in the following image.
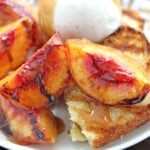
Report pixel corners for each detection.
[74,92,113,127]
[86,102,112,126]
[68,85,113,127]
[55,117,65,135]
[38,0,56,36]
[112,0,122,10]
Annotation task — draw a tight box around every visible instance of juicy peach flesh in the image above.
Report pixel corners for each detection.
[0,17,34,79]
[0,34,69,109]
[66,39,149,105]
[0,94,57,144]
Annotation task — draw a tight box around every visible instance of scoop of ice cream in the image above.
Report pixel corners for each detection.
[39,0,122,42]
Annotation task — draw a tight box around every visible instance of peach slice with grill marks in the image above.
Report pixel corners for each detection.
[0,94,57,144]
[0,17,35,79]
[0,0,44,48]
[66,39,149,105]
[0,33,69,109]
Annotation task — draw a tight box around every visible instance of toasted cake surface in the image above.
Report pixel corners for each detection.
[101,26,149,66]
[64,81,150,148]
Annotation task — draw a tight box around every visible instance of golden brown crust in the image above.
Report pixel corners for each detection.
[91,106,150,147]
[101,26,148,54]
[101,26,149,66]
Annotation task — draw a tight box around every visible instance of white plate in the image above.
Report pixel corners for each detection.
[0,0,150,150]
[0,100,150,150]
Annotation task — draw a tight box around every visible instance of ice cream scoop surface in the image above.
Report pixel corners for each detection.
[39,0,122,42]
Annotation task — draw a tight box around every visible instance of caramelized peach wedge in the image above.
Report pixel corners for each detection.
[0,0,44,48]
[66,39,150,105]
[0,17,36,79]
[0,94,57,144]
[0,34,69,109]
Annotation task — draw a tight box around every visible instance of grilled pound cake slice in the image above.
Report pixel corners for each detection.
[101,26,149,66]
[64,81,150,148]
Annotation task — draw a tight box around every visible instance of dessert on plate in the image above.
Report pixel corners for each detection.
[0,0,150,149]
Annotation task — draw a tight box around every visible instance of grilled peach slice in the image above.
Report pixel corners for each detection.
[0,94,57,144]
[0,34,69,109]
[0,17,35,79]
[66,39,149,105]
[0,0,45,47]
[42,43,69,96]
